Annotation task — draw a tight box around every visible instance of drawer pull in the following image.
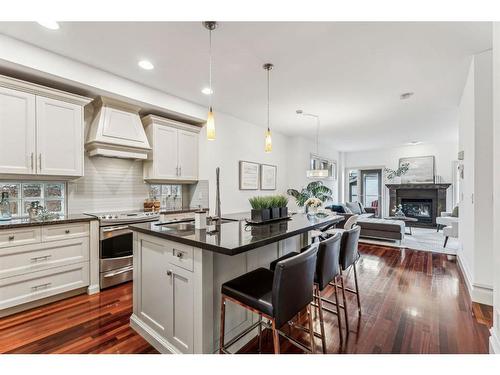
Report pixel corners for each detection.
[65,230,71,234]
[176,252,184,259]
[31,282,51,291]
[103,266,133,278]
[8,235,15,241]
[30,255,52,262]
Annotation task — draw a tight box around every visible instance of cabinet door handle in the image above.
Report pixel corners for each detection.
[30,255,52,262]
[179,166,181,176]
[166,270,173,277]
[39,153,42,171]
[8,235,14,241]
[30,153,34,171]
[176,251,184,259]
[65,229,70,234]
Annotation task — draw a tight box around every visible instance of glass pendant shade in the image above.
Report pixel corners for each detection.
[265,128,272,153]
[206,107,216,141]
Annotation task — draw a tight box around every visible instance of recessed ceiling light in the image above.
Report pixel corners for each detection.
[201,87,213,95]
[406,141,422,146]
[138,60,154,70]
[37,21,60,30]
[400,92,414,100]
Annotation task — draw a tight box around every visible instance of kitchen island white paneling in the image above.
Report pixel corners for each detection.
[129,213,342,353]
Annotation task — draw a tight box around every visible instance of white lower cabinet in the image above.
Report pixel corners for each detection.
[0,223,91,316]
[133,234,195,354]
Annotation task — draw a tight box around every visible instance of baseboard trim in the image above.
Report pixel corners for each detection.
[457,254,493,306]
[87,284,100,295]
[490,328,500,354]
[130,314,179,354]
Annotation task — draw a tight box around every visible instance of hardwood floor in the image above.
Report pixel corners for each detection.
[0,244,492,354]
[0,282,158,354]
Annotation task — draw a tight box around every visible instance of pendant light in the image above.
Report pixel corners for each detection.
[296,110,329,178]
[203,21,217,141]
[263,63,274,153]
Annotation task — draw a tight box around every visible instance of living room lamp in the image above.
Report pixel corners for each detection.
[296,110,329,178]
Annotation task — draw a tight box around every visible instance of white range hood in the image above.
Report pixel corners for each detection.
[85,96,151,159]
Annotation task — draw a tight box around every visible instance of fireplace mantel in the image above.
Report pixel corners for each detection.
[386,183,451,227]
[385,183,452,190]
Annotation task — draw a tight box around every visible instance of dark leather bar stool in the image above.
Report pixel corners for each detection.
[219,245,318,354]
[328,225,362,333]
[270,233,344,353]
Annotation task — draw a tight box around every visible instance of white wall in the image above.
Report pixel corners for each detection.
[343,141,458,216]
[490,22,500,354]
[198,111,291,215]
[457,49,494,306]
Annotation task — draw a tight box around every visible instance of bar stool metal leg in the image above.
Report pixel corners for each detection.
[272,319,280,354]
[352,263,361,316]
[258,314,263,353]
[339,269,349,333]
[307,305,315,354]
[333,277,343,345]
[219,296,226,354]
[314,285,327,354]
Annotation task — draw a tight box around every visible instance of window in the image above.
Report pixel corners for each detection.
[149,184,183,210]
[0,182,66,218]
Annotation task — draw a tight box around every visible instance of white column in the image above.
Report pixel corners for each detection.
[490,22,500,354]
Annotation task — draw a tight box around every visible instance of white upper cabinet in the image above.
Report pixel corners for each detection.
[143,115,200,183]
[0,86,36,175]
[36,97,83,176]
[0,75,91,179]
[177,130,199,181]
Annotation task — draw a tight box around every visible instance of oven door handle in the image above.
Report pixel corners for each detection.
[102,225,130,233]
[103,266,133,278]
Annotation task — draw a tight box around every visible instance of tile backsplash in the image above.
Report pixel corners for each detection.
[67,154,209,214]
[67,155,149,214]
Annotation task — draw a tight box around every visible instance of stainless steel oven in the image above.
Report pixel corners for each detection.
[100,224,135,288]
[86,211,159,289]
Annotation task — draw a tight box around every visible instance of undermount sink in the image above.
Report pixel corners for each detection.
[156,217,238,231]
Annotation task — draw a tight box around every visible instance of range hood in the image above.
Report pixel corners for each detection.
[85,96,151,159]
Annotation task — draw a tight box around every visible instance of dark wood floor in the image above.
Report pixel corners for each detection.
[0,244,492,354]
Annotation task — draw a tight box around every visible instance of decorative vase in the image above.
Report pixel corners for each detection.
[307,206,318,216]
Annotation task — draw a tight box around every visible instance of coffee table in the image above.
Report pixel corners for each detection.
[384,216,418,235]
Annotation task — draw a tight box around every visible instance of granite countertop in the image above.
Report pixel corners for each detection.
[0,214,97,229]
[130,212,343,256]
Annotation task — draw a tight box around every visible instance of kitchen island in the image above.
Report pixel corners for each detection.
[129,212,342,354]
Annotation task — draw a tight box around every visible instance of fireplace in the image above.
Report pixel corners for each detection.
[401,198,433,225]
[386,183,451,228]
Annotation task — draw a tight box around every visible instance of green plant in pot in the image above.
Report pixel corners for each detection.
[249,196,271,222]
[275,195,289,218]
[268,196,281,219]
[287,181,332,208]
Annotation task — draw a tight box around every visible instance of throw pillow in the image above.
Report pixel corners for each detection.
[327,204,346,213]
[451,206,459,217]
[346,201,362,214]
[357,202,367,214]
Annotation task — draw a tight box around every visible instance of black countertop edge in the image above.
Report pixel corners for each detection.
[0,215,98,229]
[130,215,342,256]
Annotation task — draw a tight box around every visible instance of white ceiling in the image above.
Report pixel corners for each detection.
[0,22,492,151]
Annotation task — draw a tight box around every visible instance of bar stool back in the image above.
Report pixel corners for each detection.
[219,245,318,354]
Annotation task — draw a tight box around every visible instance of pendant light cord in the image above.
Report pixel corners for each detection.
[316,117,320,154]
[209,28,213,109]
[267,67,270,131]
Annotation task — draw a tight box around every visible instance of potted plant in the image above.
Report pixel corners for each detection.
[269,196,281,219]
[249,196,271,222]
[287,181,332,208]
[275,195,289,218]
